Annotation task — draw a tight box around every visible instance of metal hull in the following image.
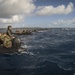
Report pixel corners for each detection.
[14,32,32,35]
[0,46,19,54]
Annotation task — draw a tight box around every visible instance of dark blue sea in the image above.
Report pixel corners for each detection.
[0,28,75,75]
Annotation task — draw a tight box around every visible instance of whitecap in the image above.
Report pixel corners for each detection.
[20,51,34,56]
[21,45,28,48]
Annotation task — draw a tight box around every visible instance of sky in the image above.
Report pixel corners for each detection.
[0,0,75,28]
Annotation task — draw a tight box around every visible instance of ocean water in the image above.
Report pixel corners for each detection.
[0,28,75,75]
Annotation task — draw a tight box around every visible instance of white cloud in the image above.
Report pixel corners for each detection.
[52,18,75,25]
[0,0,36,23]
[35,2,74,15]
[0,0,74,27]
[0,15,23,23]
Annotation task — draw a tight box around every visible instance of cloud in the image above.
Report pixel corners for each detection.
[0,15,23,23]
[35,2,74,15]
[0,0,36,23]
[52,18,75,25]
[0,0,74,26]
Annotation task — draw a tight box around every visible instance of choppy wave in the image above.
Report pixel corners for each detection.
[0,28,75,75]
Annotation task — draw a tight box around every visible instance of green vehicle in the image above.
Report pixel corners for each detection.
[0,37,21,54]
